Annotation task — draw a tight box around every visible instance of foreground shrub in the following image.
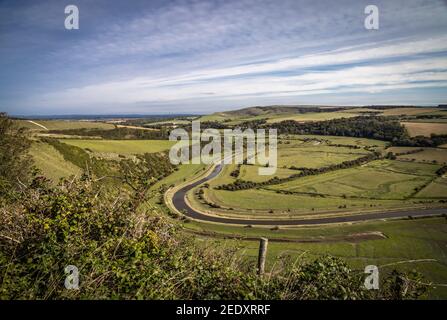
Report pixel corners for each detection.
[0,176,429,300]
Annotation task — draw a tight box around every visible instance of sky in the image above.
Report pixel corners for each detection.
[1,0,447,115]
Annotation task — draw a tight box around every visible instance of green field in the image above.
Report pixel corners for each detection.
[276,145,368,169]
[62,139,175,155]
[416,177,447,199]
[187,134,446,217]
[15,119,115,131]
[203,188,406,213]
[193,156,445,217]
[397,148,447,165]
[186,217,447,299]
[269,160,438,200]
[239,165,298,182]
[29,141,81,181]
[283,134,389,148]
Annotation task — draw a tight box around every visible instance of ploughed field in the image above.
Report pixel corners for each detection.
[188,135,447,219]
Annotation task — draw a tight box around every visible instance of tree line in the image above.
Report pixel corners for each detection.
[269,116,447,147]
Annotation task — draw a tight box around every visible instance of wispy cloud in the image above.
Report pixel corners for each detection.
[1,0,447,114]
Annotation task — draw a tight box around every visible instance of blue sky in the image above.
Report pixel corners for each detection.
[1,0,447,115]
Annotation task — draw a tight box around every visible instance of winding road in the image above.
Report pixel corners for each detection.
[171,164,446,226]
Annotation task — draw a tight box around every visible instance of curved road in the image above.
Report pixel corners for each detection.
[171,164,446,226]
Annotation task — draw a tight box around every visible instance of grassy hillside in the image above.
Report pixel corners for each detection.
[29,141,81,181]
[62,139,175,155]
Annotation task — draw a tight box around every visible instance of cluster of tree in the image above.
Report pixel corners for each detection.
[48,127,170,140]
[234,119,267,130]
[366,105,419,110]
[180,121,229,130]
[326,143,362,150]
[217,152,381,191]
[406,115,445,120]
[436,166,447,176]
[269,116,447,147]
[385,148,424,160]
[120,115,195,127]
[396,134,447,148]
[230,165,241,178]
[271,117,405,141]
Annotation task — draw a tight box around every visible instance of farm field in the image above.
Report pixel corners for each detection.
[402,121,447,137]
[269,160,439,199]
[416,177,447,199]
[276,145,368,169]
[382,107,441,116]
[283,134,389,148]
[61,139,175,155]
[396,148,447,165]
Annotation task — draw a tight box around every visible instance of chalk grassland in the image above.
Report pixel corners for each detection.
[402,122,447,137]
[15,120,115,131]
[62,139,175,155]
[29,141,81,181]
[186,217,447,299]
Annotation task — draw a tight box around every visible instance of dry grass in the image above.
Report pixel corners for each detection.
[402,122,447,137]
[383,108,439,116]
